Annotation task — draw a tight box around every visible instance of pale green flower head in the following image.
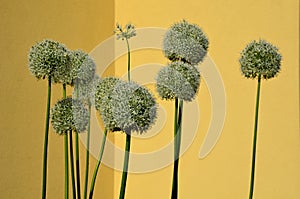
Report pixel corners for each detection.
[69,50,96,85]
[114,23,136,40]
[110,81,157,134]
[51,97,89,135]
[156,61,200,101]
[94,77,123,132]
[163,20,209,65]
[239,39,282,79]
[74,75,101,106]
[28,39,68,82]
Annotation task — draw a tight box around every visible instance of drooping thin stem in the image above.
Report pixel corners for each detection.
[88,128,108,199]
[75,132,81,199]
[249,75,262,199]
[171,98,183,199]
[63,84,69,199]
[41,77,51,199]
[125,38,131,82]
[69,131,76,199]
[83,105,91,199]
[119,132,131,199]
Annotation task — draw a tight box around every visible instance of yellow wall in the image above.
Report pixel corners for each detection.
[0,0,114,198]
[0,0,299,199]
[114,0,299,198]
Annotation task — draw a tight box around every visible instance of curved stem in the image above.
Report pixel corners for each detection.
[83,105,91,199]
[41,77,51,199]
[125,38,131,82]
[249,75,262,199]
[62,84,69,199]
[119,132,131,199]
[69,131,76,199]
[75,132,81,199]
[171,99,183,199]
[88,129,108,199]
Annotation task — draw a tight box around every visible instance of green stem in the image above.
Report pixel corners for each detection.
[64,133,69,199]
[73,82,81,199]
[118,34,132,199]
[249,75,262,199]
[69,131,76,199]
[119,132,131,199]
[83,105,91,199]
[63,84,69,199]
[88,129,108,199]
[41,77,51,199]
[171,99,183,199]
[125,38,131,82]
[75,132,81,199]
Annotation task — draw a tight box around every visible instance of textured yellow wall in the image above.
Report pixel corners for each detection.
[0,0,114,198]
[113,0,300,198]
[1,0,299,199]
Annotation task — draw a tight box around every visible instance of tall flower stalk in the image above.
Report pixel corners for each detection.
[74,74,101,199]
[28,39,69,199]
[69,50,96,199]
[91,77,122,199]
[69,129,76,199]
[156,20,208,199]
[114,23,136,199]
[51,97,89,199]
[90,23,157,199]
[42,77,51,199]
[83,104,91,199]
[111,80,157,199]
[239,39,282,199]
[62,84,69,199]
[88,129,107,199]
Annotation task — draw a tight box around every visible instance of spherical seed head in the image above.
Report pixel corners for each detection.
[163,20,209,65]
[28,39,68,81]
[156,61,200,101]
[110,81,157,133]
[69,50,96,85]
[51,97,89,135]
[94,77,122,131]
[74,75,101,105]
[239,39,282,79]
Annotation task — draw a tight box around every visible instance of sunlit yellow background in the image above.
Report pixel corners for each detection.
[0,0,299,198]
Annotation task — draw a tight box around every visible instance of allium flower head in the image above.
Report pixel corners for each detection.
[239,39,282,79]
[69,50,96,85]
[110,81,157,133]
[74,75,101,105]
[114,23,136,40]
[51,97,89,135]
[94,77,123,132]
[28,39,68,82]
[163,20,209,65]
[156,61,200,101]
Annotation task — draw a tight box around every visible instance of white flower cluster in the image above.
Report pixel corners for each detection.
[163,20,209,65]
[114,23,136,40]
[156,61,200,101]
[95,78,157,134]
[28,39,68,82]
[239,40,282,79]
[28,39,96,85]
[157,20,208,102]
[51,97,89,135]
